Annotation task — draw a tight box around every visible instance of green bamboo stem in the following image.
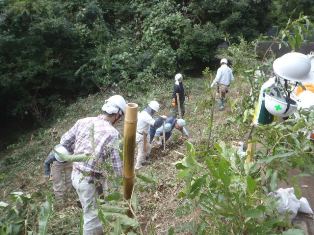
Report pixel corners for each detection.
[123,103,138,201]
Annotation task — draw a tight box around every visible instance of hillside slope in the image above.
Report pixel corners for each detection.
[0,75,250,234]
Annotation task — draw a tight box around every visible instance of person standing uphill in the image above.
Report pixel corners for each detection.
[60,95,126,235]
[172,73,185,117]
[211,58,234,110]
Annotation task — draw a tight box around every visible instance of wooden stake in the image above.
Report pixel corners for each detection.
[123,103,138,201]
[143,132,148,155]
[176,93,182,118]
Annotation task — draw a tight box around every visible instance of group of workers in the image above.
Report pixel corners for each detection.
[43,52,314,234]
[43,70,199,234]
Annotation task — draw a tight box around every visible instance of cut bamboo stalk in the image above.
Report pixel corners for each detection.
[123,103,138,201]
[245,141,255,163]
[176,93,182,118]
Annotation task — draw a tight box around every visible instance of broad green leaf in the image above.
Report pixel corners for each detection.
[247,175,256,194]
[218,159,231,186]
[101,205,128,214]
[205,159,219,179]
[178,191,186,198]
[177,169,190,179]
[38,195,52,235]
[190,176,206,198]
[257,152,295,164]
[112,218,122,235]
[136,173,156,184]
[131,192,138,211]
[270,170,278,192]
[0,201,9,207]
[175,161,188,170]
[105,192,122,201]
[244,208,264,218]
[292,119,305,131]
[101,212,139,227]
[185,141,196,156]
[185,154,200,167]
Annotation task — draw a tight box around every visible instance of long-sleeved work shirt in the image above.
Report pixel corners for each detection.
[44,151,56,176]
[136,110,155,135]
[172,82,185,104]
[212,64,234,86]
[150,116,189,142]
[60,115,122,176]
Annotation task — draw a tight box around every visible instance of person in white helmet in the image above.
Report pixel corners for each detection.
[135,100,164,169]
[44,144,73,205]
[211,58,234,110]
[60,95,126,235]
[172,73,185,117]
[150,117,189,146]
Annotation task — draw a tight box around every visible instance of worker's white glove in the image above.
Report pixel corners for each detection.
[160,115,167,119]
[156,140,162,146]
[152,138,162,147]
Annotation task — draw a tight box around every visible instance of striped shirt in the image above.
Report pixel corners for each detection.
[60,115,122,176]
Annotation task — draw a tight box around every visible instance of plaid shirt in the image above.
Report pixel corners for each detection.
[60,115,122,176]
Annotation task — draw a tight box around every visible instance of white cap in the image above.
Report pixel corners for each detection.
[101,95,126,115]
[148,101,160,112]
[164,123,172,132]
[220,58,228,64]
[54,144,70,162]
[273,52,314,83]
[174,73,183,81]
[176,119,186,127]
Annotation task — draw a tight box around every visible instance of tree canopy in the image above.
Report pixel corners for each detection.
[0,0,312,129]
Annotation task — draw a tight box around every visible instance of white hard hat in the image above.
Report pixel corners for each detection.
[102,95,126,115]
[273,52,314,83]
[54,144,70,162]
[264,87,298,117]
[164,123,172,132]
[309,53,314,72]
[176,119,186,127]
[220,58,228,64]
[148,101,160,112]
[174,73,183,81]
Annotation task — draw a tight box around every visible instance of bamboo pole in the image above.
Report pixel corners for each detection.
[162,120,166,151]
[176,93,182,118]
[245,141,255,163]
[123,103,138,201]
